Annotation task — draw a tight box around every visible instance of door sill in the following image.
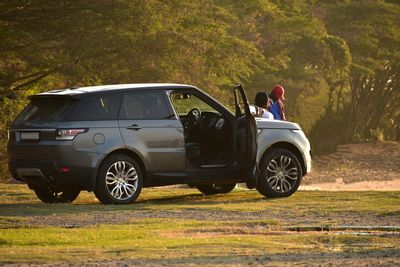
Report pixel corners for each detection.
[200,164,226,168]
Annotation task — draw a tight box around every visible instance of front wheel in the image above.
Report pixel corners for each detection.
[195,183,236,196]
[256,148,302,198]
[94,154,143,204]
[34,187,80,203]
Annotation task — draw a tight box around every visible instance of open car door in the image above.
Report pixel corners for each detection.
[233,84,258,178]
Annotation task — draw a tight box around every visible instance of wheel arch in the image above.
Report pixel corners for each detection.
[93,148,147,189]
[260,142,306,176]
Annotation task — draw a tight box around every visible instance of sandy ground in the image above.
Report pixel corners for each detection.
[302,141,400,190]
[300,178,400,191]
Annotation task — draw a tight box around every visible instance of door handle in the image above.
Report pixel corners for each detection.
[126,124,142,131]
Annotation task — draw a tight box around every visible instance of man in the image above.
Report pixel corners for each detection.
[268,85,286,120]
[254,92,274,119]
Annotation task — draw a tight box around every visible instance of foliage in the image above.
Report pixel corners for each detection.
[219,1,351,132]
[321,0,400,143]
[0,0,263,93]
[1,0,399,177]
[0,0,264,178]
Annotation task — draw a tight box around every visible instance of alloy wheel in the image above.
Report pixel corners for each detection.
[105,161,138,201]
[266,155,299,193]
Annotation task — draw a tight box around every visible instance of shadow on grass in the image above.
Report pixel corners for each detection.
[2,189,398,218]
[0,191,268,217]
[0,188,281,217]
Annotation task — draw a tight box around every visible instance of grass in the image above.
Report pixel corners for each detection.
[0,183,399,265]
[2,221,399,264]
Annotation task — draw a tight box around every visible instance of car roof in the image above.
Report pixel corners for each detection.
[33,83,195,97]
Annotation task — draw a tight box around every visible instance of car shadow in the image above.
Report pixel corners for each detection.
[0,191,274,217]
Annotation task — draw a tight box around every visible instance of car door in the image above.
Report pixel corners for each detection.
[232,84,258,178]
[118,90,185,173]
[183,85,257,182]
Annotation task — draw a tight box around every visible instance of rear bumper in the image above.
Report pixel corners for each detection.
[8,160,97,190]
[7,140,102,190]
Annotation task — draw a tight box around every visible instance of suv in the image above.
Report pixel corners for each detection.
[7,83,311,204]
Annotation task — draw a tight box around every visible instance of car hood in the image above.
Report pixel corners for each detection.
[255,118,301,130]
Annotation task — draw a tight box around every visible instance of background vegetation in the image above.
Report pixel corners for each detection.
[1,0,399,179]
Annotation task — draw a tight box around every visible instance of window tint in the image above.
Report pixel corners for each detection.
[16,98,76,122]
[68,94,122,121]
[120,91,171,120]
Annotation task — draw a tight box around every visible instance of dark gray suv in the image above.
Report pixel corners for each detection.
[8,83,311,204]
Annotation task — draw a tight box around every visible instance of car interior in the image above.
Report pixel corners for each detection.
[170,92,233,168]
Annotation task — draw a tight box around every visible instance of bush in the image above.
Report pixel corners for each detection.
[308,111,348,155]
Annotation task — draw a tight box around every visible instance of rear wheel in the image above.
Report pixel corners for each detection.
[94,154,143,204]
[34,187,80,203]
[195,183,236,196]
[256,148,302,198]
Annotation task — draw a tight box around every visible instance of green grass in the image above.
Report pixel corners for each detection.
[2,220,399,264]
[0,183,399,265]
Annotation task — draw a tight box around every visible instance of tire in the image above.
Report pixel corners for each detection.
[94,154,143,204]
[195,183,236,196]
[34,187,80,203]
[256,148,302,198]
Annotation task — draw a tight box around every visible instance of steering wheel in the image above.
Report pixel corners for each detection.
[185,108,201,129]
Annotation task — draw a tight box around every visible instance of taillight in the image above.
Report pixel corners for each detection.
[56,129,87,140]
[59,167,71,173]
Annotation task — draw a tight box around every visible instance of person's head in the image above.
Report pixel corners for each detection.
[272,85,285,101]
[255,92,270,108]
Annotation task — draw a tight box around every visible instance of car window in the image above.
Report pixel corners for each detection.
[171,93,220,115]
[68,94,122,121]
[120,91,171,120]
[16,98,76,122]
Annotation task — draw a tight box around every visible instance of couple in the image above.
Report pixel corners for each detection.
[254,85,286,120]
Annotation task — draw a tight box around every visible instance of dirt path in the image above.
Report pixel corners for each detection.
[301,178,400,191]
[304,141,400,187]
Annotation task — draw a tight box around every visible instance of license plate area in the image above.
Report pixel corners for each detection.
[20,132,40,140]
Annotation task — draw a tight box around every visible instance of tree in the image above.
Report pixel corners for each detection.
[219,0,351,132]
[0,0,264,179]
[322,0,400,141]
[0,0,264,97]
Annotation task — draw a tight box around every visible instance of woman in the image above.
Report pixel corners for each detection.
[268,85,286,120]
